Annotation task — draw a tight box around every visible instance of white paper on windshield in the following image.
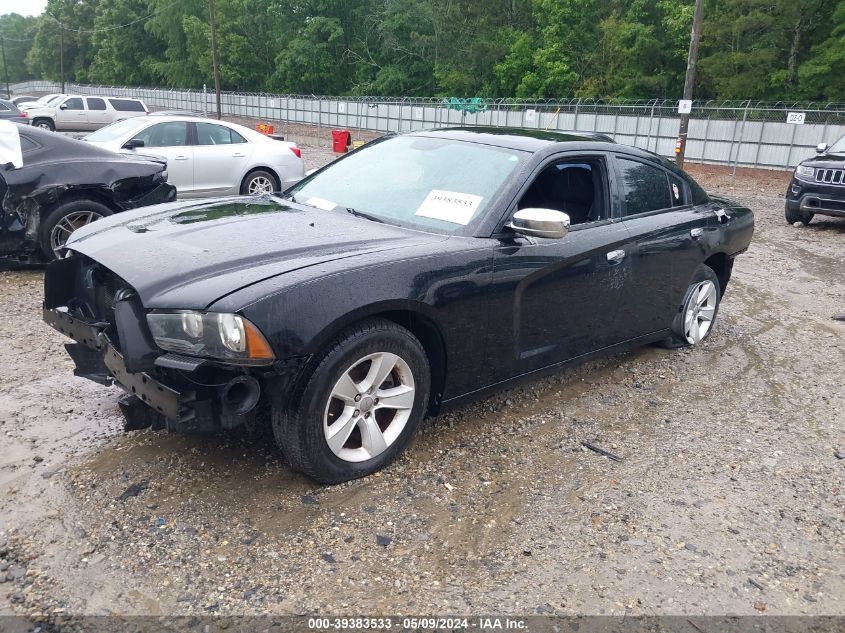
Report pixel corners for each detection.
[306,196,337,211]
[0,121,23,169]
[415,189,482,225]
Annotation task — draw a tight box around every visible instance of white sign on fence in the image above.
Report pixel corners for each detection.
[525,109,537,123]
[678,99,692,114]
[786,112,806,125]
[414,107,424,119]
[338,102,346,114]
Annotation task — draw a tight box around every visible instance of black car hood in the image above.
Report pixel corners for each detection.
[800,152,845,168]
[66,196,446,309]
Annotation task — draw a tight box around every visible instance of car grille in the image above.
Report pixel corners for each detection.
[815,168,845,185]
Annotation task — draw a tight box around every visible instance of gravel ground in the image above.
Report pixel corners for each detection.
[0,151,843,624]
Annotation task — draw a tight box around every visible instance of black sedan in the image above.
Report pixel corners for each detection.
[43,128,754,483]
[1,124,175,262]
[786,135,845,224]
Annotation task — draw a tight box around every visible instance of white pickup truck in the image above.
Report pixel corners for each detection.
[26,95,148,132]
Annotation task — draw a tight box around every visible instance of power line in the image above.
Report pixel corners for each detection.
[45,0,182,35]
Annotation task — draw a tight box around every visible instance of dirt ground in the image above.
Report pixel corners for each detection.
[0,148,843,625]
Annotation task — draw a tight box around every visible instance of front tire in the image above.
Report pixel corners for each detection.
[785,205,813,225]
[658,264,721,348]
[32,118,55,131]
[273,318,431,484]
[39,199,113,260]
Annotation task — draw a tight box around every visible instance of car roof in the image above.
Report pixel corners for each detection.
[409,126,617,152]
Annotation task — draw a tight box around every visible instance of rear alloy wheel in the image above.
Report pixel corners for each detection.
[39,199,112,260]
[658,264,721,348]
[682,279,718,344]
[273,318,430,484]
[241,170,277,195]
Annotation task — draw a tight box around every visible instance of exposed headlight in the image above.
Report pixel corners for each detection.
[147,311,274,365]
[796,165,815,178]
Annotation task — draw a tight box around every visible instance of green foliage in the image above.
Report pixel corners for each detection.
[0,0,843,101]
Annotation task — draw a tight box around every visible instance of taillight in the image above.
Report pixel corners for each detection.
[19,112,27,118]
[289,146,301,159]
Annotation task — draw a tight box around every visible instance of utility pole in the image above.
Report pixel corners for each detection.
[676,0,704,168]
[59,26,65,93]
[1,36,9,99]
[208,0,222,120]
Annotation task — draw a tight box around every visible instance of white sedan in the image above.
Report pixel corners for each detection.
[83,115,304,198]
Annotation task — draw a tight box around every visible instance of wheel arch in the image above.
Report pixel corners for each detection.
[39,188,120,220]
[241,166,281,191]
[306,301,448,415]
[702,252,734,295]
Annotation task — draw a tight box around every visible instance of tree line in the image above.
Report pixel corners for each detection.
[1,0,844,102]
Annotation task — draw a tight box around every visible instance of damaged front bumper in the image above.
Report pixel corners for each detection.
[42,256,308,433]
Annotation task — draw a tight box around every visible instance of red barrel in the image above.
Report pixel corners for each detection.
[331,129,351,153]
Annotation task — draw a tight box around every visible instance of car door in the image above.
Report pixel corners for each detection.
[84,97,110,130]
[612,155,715,338]
[55,97,87,130]
[192,122,254,196]
[127,121,194,196]
[488,153,633,380]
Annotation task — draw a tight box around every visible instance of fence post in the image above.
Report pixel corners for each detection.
[732,101,750,178]
[645,99,656,152]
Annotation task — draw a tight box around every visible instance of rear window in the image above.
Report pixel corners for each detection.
[19,135,40,153]
[196,122,246,145]
[108,98,146,112]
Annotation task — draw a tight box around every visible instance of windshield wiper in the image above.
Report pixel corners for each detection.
[345,207,384,224]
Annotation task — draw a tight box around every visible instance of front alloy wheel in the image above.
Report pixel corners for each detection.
[272,318,430,484]
[324,352,416,462]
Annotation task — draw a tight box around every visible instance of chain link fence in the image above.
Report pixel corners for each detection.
[12,80,845,170]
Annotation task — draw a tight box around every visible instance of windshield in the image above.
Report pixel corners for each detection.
[45,96,64,106]
[289,135,526,234]
[85,117,148,142]
[828,134,845,154]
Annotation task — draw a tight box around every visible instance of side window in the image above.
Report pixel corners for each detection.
[63,97,84,110]
[617,158,671,216]
[196,123,246,145]
[131,122,188,147]
[0,102,9,111]
[668,173,687,207]
[517,158,606,226]
[86,97,107,111]
[19,135,40,153]
[108,98,146,112]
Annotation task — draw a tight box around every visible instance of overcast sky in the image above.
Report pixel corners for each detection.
[1,0,48,18]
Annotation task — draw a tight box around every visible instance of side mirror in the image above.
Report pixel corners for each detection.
[816,142,829,154]
[507,208,570,239]
[59,104,67,110]
[122,138,145,150]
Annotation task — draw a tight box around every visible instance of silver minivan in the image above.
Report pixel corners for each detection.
[26,95,148,131]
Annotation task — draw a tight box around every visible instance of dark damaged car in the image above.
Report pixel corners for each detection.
[1,123,175,263]
[43,128,754,483]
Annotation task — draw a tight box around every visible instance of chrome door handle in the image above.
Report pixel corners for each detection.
[690,228,704,239]
[606,249,625,263]
[232,152,246,157]
[174,155,189,160]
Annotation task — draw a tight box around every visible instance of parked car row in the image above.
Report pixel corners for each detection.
[23,94,148,131]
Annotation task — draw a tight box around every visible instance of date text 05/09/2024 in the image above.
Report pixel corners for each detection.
[307,616,528,630]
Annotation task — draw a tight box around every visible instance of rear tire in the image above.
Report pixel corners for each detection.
[657,264,721,349]
[32,118,55,131]
[240,169,279,195]
[39,199,113,261]
[272,318,430,484]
